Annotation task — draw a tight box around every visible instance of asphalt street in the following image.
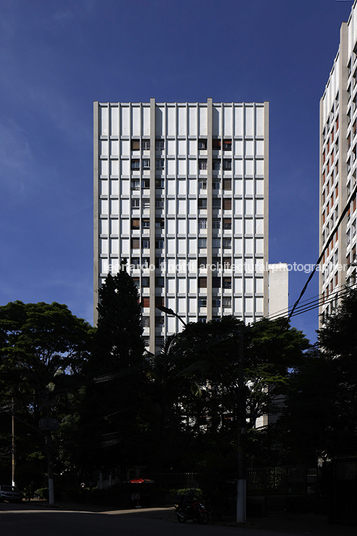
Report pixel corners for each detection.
[1,502,356,536]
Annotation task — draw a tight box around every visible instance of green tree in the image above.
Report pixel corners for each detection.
[0,301,91,486]
[80,268,145,473]
[279,287,357,462]
[145,316,309,470]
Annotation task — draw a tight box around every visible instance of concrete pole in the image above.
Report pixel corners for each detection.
[11,399,15,487]
[236,333,246,523]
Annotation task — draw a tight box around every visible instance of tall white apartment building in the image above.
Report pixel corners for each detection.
[320,0,357,323]
[94,98,271,353]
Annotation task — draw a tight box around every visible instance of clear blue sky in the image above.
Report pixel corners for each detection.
[0,0,353,343]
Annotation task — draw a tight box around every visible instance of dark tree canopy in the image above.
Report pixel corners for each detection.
[80,269,145,470]
[0,301,92,486]
[278,287,357,462]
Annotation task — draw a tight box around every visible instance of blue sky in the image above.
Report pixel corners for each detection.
[0,0,354,343]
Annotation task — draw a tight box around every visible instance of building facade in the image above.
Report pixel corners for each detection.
[320,0,357,323]
[94,98,271,353]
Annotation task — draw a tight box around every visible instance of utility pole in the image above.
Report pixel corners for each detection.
[11,399,15,487]
[236,332,246,523]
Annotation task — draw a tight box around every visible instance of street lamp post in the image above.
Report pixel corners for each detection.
[156,305,187,327]
[236,332,246,524]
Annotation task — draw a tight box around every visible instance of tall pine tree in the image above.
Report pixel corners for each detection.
[81,267,145,473]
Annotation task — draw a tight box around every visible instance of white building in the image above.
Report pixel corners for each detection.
[94,98,284,353]
[320,0,357,323]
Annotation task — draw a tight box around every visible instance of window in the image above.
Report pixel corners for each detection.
[223,139,232,151]
[223,257,231,268]
[142,297,150,308]
[156,139,165,150]
[198,238,207,248]
[142,238,150,249]
[142,178,150,188]
[223,218,232,229]
[212,198,221,209]
[198,218,207,229]
[131,140,140,151]
[199,159,207,170]
[155,315,164,326]
[212,297,221,307]
[212,219,221,229]
[131,257,140,268]
[156,277,164,287]
[199,257,207,268]
[142,316,150,327]
[212,180,221,190]
[223,198,232,210]
[131,179,140,190]
[223,277,231,289]
[198,139,207,149]
[222,297,232,307]
[142,160,150,169]
[155,296,164,307]
[213,139,221,150]
[131,238,140,249]
[142,199,150,208]
[155,199,164,208]
[142,140,150,150]
[142,277,150,287]
[198,198,208,209]
[133,278,140,287]
[213,159,221,170]
[213,258,221,269]
[155,239,164,249]
[199,180,207,190]
[212,277,221,288]
[223,159,232,170]
[131,159,140,170]
[198,298,207,307]
[156,218,164,228]
[198,317,207,323]
[131,218,140,229]
[223,238,232,249]
[155,179,164,189]
[223,179,231,190]
[198,277,207,288]
[142,219,150,228]
[156,159,165,169]
[212,238,221,248]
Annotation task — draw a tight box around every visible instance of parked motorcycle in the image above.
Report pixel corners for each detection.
[174,489,209,524]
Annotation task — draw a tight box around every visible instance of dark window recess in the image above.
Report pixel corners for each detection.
[223,139,232,151]
[223,277,231,289]
[198,139,207,150]
[198,277,207,288]
[131,140,140,151]
[155,296,164,307]
[223,160,232,170]
[223,198,232,210]
[213,139,221,150]
[142,297,150,308]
